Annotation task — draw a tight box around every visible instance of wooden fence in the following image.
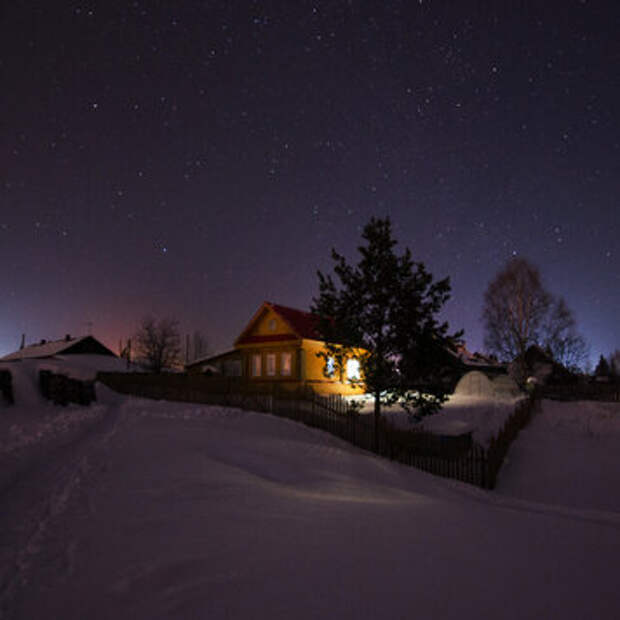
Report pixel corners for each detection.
[0,369,13,405]
[39,370,96,406]
[537,383,620,402]
[97,372,537,489]
[484,396,538,489]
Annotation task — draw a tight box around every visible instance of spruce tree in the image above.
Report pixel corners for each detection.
[312,217,462,444]
[595,354,610,378]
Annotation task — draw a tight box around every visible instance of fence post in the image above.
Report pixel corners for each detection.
[270,382,275,414]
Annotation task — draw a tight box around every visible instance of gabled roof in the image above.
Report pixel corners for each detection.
[454,344,501,367]
[185,349,240,369]
[0,335,117,361]
[268,303,322,340]
[235,301,322,346]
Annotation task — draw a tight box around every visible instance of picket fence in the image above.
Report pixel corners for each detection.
[537,383,620,402]
[97,373,537,490]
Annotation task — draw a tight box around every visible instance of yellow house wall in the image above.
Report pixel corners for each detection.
[246,307,294,337]
[301,339,365,395]
[240,345,302,383]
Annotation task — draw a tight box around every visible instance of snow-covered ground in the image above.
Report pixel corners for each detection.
[497,399,620,513]
[2,372,620,619]
[359,393,524,447]
[0,360,112,492]
[420,394,523,445]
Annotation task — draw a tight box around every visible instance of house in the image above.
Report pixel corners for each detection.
[452,344,507,378]
[0,334,117,361]
[509,344,575,385]
[186,349,242,377]
[186,302,365,395]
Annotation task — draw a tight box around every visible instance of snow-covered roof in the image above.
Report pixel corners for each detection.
[452,344,503,368]
[0,336,116,361]
[185,349,239,368]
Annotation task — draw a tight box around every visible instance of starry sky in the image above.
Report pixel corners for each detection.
[1,1,619,364]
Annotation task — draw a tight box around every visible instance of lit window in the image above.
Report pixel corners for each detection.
[268,318,277,331]
[281,352,292,376]
[266,353,276,376]
[251,354,262,377]
[325,356,335,377]
[346,359,360,381]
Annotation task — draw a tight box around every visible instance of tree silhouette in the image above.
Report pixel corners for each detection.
[312,217,462,445]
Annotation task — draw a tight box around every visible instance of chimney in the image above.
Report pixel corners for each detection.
[65,334,71,341]
[19,334,25,350]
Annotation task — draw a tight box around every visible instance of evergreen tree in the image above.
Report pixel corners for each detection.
[609,350,620,383]
[594,354,610,378]
[312,217,462,445]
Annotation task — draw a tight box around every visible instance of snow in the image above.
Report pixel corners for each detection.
[373,393,524,446]
[0,359,122,491]
[0,354,128,386]
[454,370,496,397]
[496,399,620,513]
[420,394,524,445]
[2,381,620,619]
[0,336,112,361]
[39,353,130,380]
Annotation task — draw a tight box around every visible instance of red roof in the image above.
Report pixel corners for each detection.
[237,333,299,345]
[267,303,322,340]
[235,302,324,346]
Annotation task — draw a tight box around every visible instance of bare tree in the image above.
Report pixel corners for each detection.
[542,297,589,371]
[483,258,587,374]
[482,258,550,362]
[134,316,181,373]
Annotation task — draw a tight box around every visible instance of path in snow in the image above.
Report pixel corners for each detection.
[0,404,121,617]
[3,396,620,620]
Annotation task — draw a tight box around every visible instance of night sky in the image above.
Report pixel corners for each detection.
[2,1,619,363]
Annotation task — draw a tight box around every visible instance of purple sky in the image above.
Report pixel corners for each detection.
[1,2,619,364]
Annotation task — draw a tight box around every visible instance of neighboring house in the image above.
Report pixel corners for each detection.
[430,343,507,393]
[0,334,126,383]
[452,344,507,378]
[186,350,242,377]
[509,344,574,385]
[0,335,117,361]
[186,301,365,395]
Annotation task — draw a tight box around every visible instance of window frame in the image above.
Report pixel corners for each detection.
[325,356,336,378]
[251,354,262,377]
[280,352,292,376]
[346,358,360,381]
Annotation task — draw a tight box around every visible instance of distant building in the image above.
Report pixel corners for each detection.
[0,335,117,361]
[509,344,575,385]
[452,344,507,377]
